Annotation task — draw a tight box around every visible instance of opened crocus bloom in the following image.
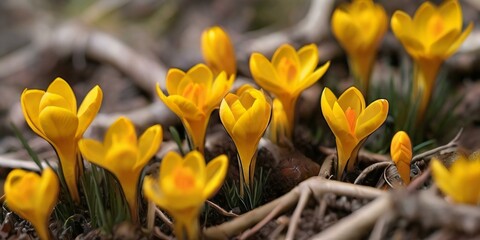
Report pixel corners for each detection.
[332,0,387,95]
[391,0,473,120]
[5,168,59,240]
[250,44,330,139]
[79,117,162,222]
[431,152,480,205]
[21,77,103,202]
[143,151,228,240]
[220,86,271,189]
[390,131,412,185]
[157,64,234,154]
[321,87,388,179]
[201,26,236,77]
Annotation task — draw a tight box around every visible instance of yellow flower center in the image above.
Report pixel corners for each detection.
[345,107,357,135]
[183,83,206,109]
[173,167,196,191]
[277,57,298,83]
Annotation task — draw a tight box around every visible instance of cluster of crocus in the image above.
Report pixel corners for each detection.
[79,117,163,222]
[431,152,480,205]
[321,87,389,179]
[331,0,387,96]
[390,131,412,185]
[157,64,234,153]
[21,77,103,202]
[202,26,237,77]
[391,0,473,120]
[250,43,330,140]
[4,168,59,240]
[143,151,228,240]
[219,86,271,192]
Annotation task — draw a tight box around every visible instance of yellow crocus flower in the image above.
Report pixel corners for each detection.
[331,0,388,95]
[21,77,103,202]
[79,117,162,222]
[267,98,290,146]
[219,86,271,189]
[157,64,234,154]
[250,44,330,139]
[4,168,59,240]
[391,0,473,120]
[201,26,236,77]
[390,131,412,185]
[431,152,480,205]
[321,87,388,179]
[143,151,228,240]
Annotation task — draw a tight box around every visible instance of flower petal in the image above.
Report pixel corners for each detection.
[78,139,106,166]
[137,124,163,169]
[294,61,330,96]
[337,86,365,114]
[104,117,137,150]
[166,68,186,95]
[297,44,319,80]
[355,99,389,140]
[39,106,78,142]
[446,22,473,56]
[439,0,462,31]
[46,78,77,113]
[250,53,283,94]
[76,85,103,138]
[203,155,228,199]
[21,89,46,139]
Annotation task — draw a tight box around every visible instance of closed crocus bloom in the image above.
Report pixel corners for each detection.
[267,98,290,146]
[219,87,271,188]
[250,44,330,139]
[201,26,236,77]
[390,131,412,184]
[157,64,234,154]
[332,0,387,95]
[5,168,59,240]
[391,0,473,119]
[431,152,480,205]
[79,117,162,222]
[143,151,228,240]
[21,77,103,202]
[321,87,388,179]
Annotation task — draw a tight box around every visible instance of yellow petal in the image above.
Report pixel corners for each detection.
[39,92,73,113]
[186,63,213,87]
[430,29,460,56]
[294,61,330,97]
[183,151,206,184]
[413,1,436,33]
[445,22,473,56]
[206,71,231,109]
[137,124,163,169]
[143,176,169,208]
[203,154,228,199]
[78,139,105,166]
[168,95,204,120]
[250,53,283,94]
[104,142,138,175]
[219,95,237,132]
[337,86,365,114]
[439,0,462,31]
[46,78,77,113]
[166,68,186,95]
[159,151,183,185]
[355,99,389,140]
[332,9,360,53]
[431,158,453,197]
[271,44,300,83]
[321,88,350,139]
[36,168,59,217]
[391,11,414,39]
[104,117,137,149]
[21,89,47,139]
[39,107,78,142]
[76,85,103,138]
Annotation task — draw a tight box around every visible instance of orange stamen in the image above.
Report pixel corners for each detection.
[345,107,357,134]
